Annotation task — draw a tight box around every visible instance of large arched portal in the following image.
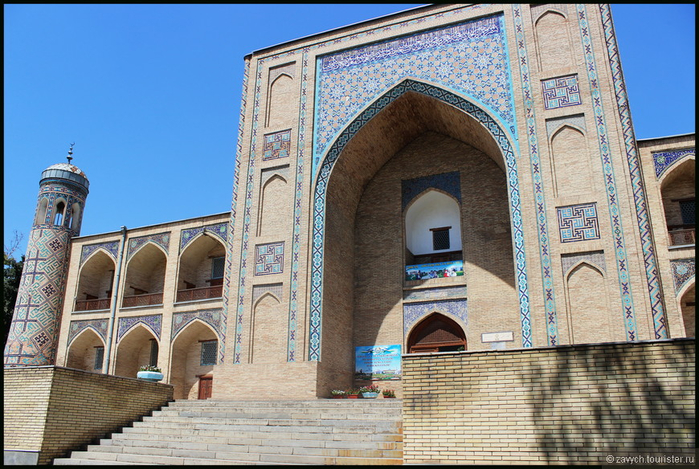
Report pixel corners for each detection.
[407,313,467,353]
[311,81,526,384]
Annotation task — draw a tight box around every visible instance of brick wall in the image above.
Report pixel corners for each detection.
[402,339,695,464]
[4,366,173,465]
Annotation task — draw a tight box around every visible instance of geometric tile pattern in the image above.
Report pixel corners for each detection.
[67,319,109,346]
[652,148,695,179]
[286,48,311,362]
[403,299,467,336]
[4,224,75,366]
[545,114,586,138]
[402,172,461,211]
[309,79,530,360]
[254,242,285,276]
[116,314,162,342]
[557,203,601,243]
[561,250,606,276]
[172,308,223,341]
[263,129,291,161]
[599,3,668,340]
[541,75,582,110]
[225,58,251,364]
[253,283,284,304]
[80,241,119,266]
[314,13,516,175]
[403,286,468,302]
[179,222,228,251]
[513,4,559,346]
[127,232,170,260]
[577,5,637,341]
[671,259,695,295]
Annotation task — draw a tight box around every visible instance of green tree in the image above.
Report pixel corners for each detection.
[4,231,24,347]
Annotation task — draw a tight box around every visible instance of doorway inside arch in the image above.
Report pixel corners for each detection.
[407,313,467,353]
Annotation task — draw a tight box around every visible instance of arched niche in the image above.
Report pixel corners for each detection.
[678,282,695,337]
[122,243,167,307]
[75,250,115,311]
[176,233,226,302]
[251,292,286,364]
[170,319,218,400]
[257,174,289,238]
[659,157,695,246]
[406,313,467,353]
[312,80,523,368]
[66,328,105,372]
[534,10,573,72]
[114,324,158,378]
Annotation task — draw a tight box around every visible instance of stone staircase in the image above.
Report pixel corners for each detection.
[53,399,403,465]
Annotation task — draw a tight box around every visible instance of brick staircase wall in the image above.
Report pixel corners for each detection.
[3,366,173,465]
[402,338,695,465]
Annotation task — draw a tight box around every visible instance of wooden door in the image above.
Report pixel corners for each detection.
[198,376,213,400]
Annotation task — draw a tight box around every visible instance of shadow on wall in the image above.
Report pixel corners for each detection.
[526,342,695,463]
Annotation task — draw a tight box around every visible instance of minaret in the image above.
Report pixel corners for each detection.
[4,144,89,366]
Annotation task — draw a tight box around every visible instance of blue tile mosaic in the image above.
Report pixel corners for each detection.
[542,75,581,110]
[652,149,695,179]
[557,203,601,243]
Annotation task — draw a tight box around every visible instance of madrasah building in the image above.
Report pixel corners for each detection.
[4,3,695,405]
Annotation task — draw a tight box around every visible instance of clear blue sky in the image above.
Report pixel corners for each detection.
[4,4,695,258]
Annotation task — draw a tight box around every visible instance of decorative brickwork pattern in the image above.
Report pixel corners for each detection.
[402,172,461,210]
[127,232,170,260]
[263,129,292,161]
[561,251,606,276]
[541,75,581,110]
[577,5,638,340]
[172,309,223,340]
[599,4,669,340]
[557,203,601,242]
[255,242,285,276]
[179,222,227,251]
[253,283,284,304]
[402,340,695,464]
[80,242,119,266]
[671,258,695,294]
[314,14,515,174]
[67,319,109,345]
[116,314,162,342]
[513,5,559,346]
[403,299,467,335]
[652,148,695,179]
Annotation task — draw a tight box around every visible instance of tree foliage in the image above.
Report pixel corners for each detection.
[4,230,24,347]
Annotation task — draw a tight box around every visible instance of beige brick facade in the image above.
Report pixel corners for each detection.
[8,5,695,404]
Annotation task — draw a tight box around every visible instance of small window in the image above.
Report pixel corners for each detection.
[200,340,217,366]
[211,257,225,279]
[431,227,451,251]
[54,201,66,226]
[680,199,695,225]
[94,346,104,371]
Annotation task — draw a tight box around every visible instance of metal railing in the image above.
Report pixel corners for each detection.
[122,292,163,308]
[75,298,111,311]
[176,285,223,303]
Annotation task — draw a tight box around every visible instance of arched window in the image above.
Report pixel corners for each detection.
[35,198,49,225]
[70,203,81,231]
[407,313,467,353]
[54,200,66,226]
[405,190,462,264]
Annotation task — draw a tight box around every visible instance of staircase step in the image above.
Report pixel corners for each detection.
[56,400,403,465]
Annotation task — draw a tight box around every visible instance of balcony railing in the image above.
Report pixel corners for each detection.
[122,292,163,308]
[668,226,695,246]
[176,285,223,303]
[75,298,111,311]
